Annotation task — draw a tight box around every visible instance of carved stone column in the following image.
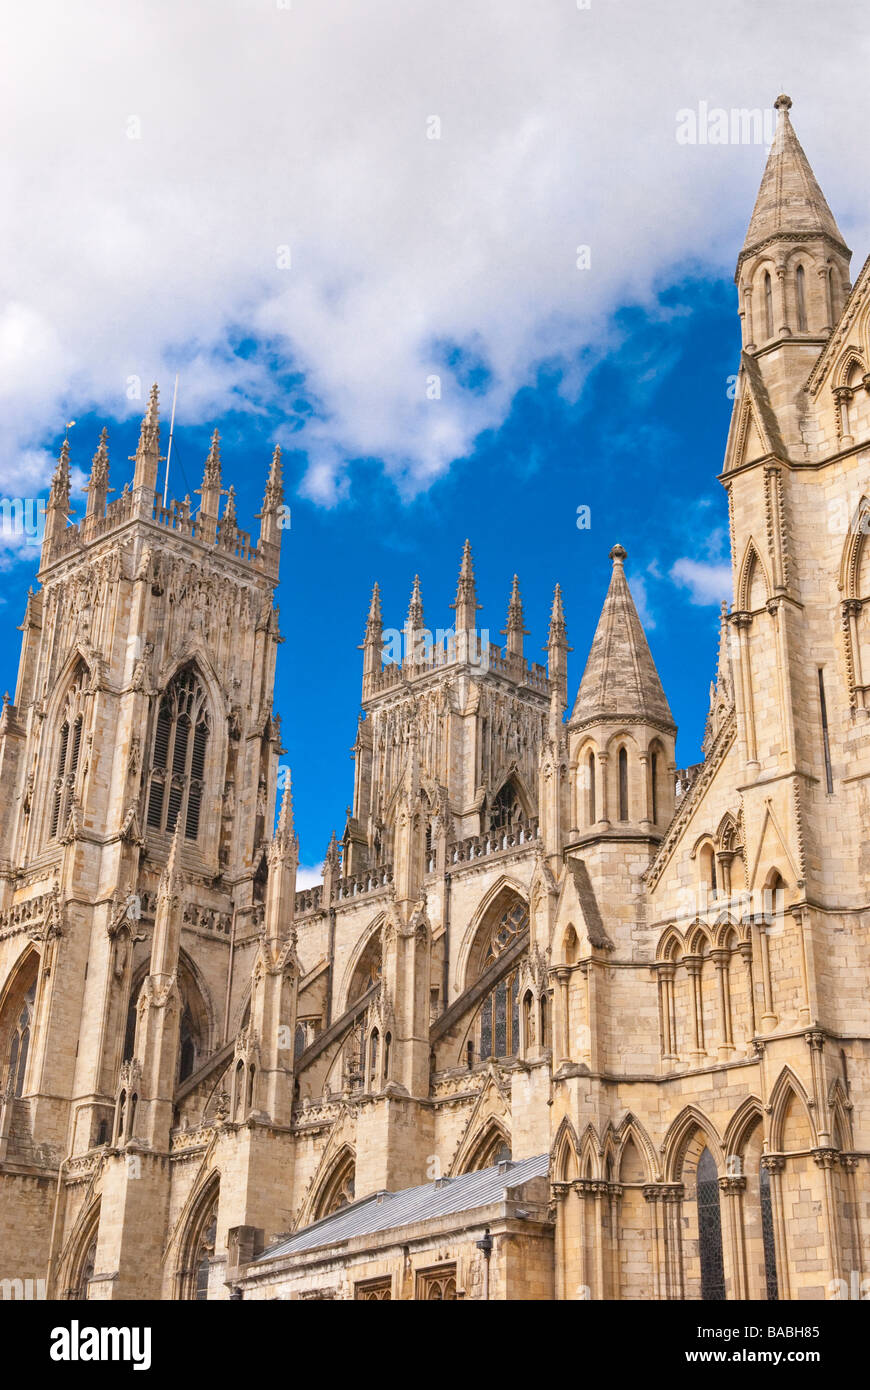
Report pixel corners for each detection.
[711,948,734,1058]
[719,1174,748,1299]
[761,1156,789,1301]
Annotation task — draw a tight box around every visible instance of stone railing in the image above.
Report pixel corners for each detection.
[294,884,323,916]
[0,891,56,938]
[449,819,540,866]
[335,864,394,901]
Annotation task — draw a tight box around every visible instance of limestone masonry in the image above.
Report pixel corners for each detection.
[0,96,868,1300]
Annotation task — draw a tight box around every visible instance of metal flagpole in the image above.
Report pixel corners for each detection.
[163,374,179,508]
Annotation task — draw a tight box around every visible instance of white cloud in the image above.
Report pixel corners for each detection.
[669,558,732,606]
[627,571,656,630]
[2,1,867,505]
[295,862,324,890]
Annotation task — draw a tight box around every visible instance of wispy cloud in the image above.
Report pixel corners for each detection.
[669,557,732,606]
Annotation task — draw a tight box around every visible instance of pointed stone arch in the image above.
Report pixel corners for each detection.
[656,926,683,963]
[838,494,870,598]
[175,1170,221,1301]
[612,1114,658,1183]
[578,1123,600,1181]
[0,944,40,1099]
[457,1116,513,1174]
[723,1094,765,1159]
[737,539,772,612]
[663,1105,725,1182]
[768,1066,817,1152]
[487,766,534,828]
[295,1118,357,1230]
[828,1077,854,1151]
[310,1144,357,1221]
[454,876,529,994]
[60,1196,101,1300]
[551,1115,580,1183]
[339,913,385,1013]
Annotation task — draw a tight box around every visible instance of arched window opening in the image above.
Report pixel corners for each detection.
[146,669,210,841]
[179,1004,197,1082]
[246,1065,256,1113]
[470,898,529,1062]
[5,978,35,1098]
[795,264,807,331]
[699,842,717,898]
[697,1148,726,1300]
[763,871,785,920]
[233,1059,245,1121]
[489,780,523,833]
[72,1234,97,1300]
[587,752,596,825]
[522,991,533,1051]
[764,272,774,339]
[193,1202,218,1302]
[368,1029,380,1091]
[650,751,659,824]
[618,747,629,822]
[50,687,85,840]
[539,992,549,1049]
[383,1031,391,1082]
[760,1162,779,1300]
[316,1152,356,1220]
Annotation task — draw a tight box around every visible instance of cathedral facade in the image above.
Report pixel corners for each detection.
[0,95,868,1301]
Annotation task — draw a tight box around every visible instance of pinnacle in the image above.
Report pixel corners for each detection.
[571,549,674,728]
[738,95,848,270]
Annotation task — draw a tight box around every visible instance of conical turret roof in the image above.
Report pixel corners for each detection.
[738,95,849,271]
[570,545,674,729]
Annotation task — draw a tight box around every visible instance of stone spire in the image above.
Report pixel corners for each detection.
[570,545,674,729]
[546,582,572,711]
[361,582,384,695]
[737,95,849,274]
[451,539,481,634]
[43,438,73,554]
[404,575,426,667]
[131,384,162,493]
[502,574,528,661]
[84,428,112,519]
[256,444,285,575]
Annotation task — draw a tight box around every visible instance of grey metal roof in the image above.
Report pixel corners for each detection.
[259,1153,550,1261]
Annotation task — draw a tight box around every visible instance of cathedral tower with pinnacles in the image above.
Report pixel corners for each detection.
[0,97,868,1300]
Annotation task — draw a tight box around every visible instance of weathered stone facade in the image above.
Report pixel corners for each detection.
[0,95,868,1301]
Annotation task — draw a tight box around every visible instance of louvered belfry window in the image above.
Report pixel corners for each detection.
[146,670,209,840]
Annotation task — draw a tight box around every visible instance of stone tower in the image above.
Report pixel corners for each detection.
[0,393,286,1296]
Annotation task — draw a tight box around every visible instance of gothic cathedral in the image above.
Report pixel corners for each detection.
[0,96,868,1301]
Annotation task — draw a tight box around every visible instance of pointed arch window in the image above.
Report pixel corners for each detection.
[587,751,596,825]
[489,779,522,832]
[795,264,807,332]
[618,747,629,821]
[316,1152,356,1220]
[5,979,36,1098]
[697,1147,726,1300]
[146,669,209,841]
[472,898,529,1061]
[49,672,88,840]
[764,272,774,339]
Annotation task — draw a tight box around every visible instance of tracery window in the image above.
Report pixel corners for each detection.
[146,669,209,840]
[417,1265,458,1301]
[5,979,36,1098]
[471,898,529,1061]
[194,1205,218,1301]
[73,1236,97,1300]
[697,1148,726,1300]
[316,1152,356,1220]
[356,1277,392,1300]
[489,780,522,832]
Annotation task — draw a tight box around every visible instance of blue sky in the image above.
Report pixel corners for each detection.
[4,3,869,878]
[0,274,736,874]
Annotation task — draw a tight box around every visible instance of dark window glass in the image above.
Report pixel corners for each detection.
[760,1163,779,1301]
[697,1147,726,1300]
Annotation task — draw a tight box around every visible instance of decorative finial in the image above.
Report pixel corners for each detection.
[774,93,792,113]
[610,543,627,565]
